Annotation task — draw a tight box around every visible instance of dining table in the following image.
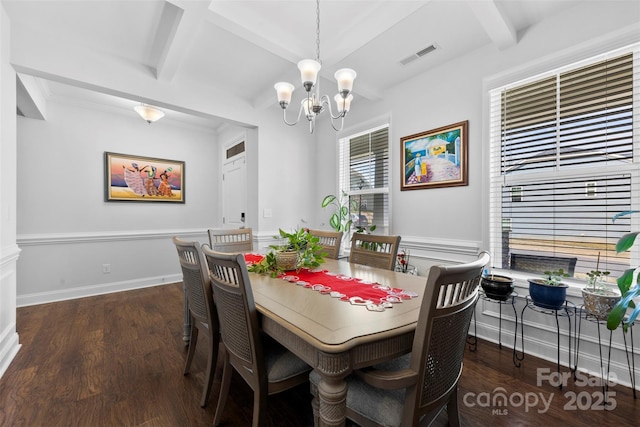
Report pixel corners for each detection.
[247,257,434,427]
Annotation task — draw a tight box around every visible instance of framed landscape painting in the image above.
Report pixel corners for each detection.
[105,152,185,202]
[400,120,468,191]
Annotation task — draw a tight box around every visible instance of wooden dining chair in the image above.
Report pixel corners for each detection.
[201,246,312,427]
[308,229,343,259]
[349,233,401,270]
[208,227,253,253]
[172,236,220,408]
[310,251,490,427]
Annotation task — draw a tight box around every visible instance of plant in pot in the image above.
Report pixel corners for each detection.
[528,269,569,310]
[607,210,640,332]
[321,192,356,234]
[582,255,620,320]
[321,192,377,251]
[248,228,325,277]
[481,272,515,301]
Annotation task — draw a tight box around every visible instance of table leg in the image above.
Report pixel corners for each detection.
[316,375,348,426]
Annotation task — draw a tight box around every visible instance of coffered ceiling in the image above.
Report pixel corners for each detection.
[4,0,584,130]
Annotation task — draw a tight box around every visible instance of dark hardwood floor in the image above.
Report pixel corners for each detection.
[0,282,638,426]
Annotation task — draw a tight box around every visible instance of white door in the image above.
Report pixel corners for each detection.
[222,152,247,229]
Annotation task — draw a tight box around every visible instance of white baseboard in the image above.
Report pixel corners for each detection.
[16,274,182,307]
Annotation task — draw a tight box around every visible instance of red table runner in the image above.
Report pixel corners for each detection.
[244,254,418,311]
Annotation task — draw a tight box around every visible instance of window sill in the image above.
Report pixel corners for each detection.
[488,268,620,299]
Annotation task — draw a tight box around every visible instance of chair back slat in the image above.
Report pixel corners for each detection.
[349,234,401,270]
[308,229,343,260]
[208,228,253,253]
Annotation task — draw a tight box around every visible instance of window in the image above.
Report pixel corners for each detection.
[489,45,639,282]
[338,124,390,239]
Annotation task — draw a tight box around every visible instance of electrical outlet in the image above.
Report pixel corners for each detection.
[102,264,111,274]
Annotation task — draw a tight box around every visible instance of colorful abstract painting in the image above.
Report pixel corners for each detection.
[105,152,184,202]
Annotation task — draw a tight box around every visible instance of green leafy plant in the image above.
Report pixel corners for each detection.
[247,228,325,277]
[541,269,569,286]
[607,210,640,331]
[321,192,355,233]
[585,269,612,294]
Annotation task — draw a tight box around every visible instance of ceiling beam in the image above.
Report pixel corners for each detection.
[16,73,48,120]
[204,5,305,64]
[150,0,210,82]
[467,0,517,50]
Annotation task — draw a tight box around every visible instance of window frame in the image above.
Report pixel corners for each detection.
[337,122,391,243]
[487,44,640,291]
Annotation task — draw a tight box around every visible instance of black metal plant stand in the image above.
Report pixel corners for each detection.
[518,296,577,389]
[467,290,520,367]
[575,308,636,404]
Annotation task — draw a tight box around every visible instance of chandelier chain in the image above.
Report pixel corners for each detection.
[315,0,321,64]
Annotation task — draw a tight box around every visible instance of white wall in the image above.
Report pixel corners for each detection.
[254,106,319,239]
[16,98,220,304]
[0,2,20,378]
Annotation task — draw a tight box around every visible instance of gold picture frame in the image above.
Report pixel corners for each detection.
[400,120,468,191]
[105,152,185,202]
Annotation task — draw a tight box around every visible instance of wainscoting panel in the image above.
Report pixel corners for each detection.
[0,244,21,378]
[16,229,207,307]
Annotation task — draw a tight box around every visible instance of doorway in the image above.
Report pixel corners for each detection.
[222,140,247,229]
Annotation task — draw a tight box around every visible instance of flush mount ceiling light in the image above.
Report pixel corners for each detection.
[134,104,165,124]
[273,0,356,134]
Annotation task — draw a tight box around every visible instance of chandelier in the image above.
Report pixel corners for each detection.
[273,0,356,133]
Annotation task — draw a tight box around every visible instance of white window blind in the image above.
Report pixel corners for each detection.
[489,45,640,281]
[338,124,390,236]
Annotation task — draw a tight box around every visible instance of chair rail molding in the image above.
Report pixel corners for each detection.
[0,244,21,266]
[397,235,482,262]
[17,229,207,246]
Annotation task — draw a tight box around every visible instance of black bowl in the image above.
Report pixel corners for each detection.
[481,274,515,301]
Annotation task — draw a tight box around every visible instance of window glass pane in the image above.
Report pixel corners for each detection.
[489,47,638,282]
[500,175,631,279]
[338,124,390,239]
[349,128,389,190]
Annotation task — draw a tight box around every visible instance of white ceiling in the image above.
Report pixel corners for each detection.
[5,0,585,130]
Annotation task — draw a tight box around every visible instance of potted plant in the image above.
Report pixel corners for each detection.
[321,192,377,251]
[481,272,515,301]
[607,211,640,331]
[582,268,620,320]
[528,269,569,310]
[248,228,325,277]
[321,192,355,234]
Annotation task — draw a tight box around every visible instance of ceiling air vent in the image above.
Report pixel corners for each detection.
[400,44,438,66]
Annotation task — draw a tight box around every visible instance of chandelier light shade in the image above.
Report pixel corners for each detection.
[274,0,356,133]
[134,104,165,124]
